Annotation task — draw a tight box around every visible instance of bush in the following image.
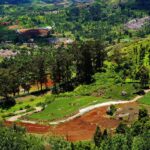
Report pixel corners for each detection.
[0,125,45,150]
[18,101,23,105]
[106,105,117,116]
[36,102,45,107]
[0,97,16,109]
[24,105,31,109]
[48,137,71,150]
[29,98,35,102]
[45,95,55,104]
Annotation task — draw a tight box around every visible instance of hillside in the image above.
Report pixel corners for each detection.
[0,0,150,149]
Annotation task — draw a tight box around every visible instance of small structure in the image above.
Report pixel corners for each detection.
[16,26,53,38]
[0,49,17,58]
[116,113,130,121]
[125,16,150,30]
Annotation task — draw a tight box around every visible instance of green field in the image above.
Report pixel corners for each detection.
[0,95,46,119]
[29,96,107,121]
[139,93,150,105]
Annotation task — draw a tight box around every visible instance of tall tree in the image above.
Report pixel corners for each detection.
[93,126,102,147]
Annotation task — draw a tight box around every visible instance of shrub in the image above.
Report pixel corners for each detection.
[18,101,23,105]
[0,97,16,109]
[24,105,31,109]
[45,95,55,104]
[29,98,34,102]
[36,102,45,107]
[107,105,117,116]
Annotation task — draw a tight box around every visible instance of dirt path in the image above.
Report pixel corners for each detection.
[4,89,150,141]
[6,107,42,122]
[5,102,138,141]
[50,89,150,125]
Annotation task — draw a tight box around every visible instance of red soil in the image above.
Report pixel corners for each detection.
[53,106,119,141]
[5,121,51,134]
[18,29,50,37]
[4,106,120,142]
[30,79,54,91]
[45,80,54,87]
[8,25,19,30]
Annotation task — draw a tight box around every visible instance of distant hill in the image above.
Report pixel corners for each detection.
[0,0,31,4]
[0,0,93,4]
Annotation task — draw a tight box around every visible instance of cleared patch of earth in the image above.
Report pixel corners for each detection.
[4,90,150,141]
[5,102,141,142]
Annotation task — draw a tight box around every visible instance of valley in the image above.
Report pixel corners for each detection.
[0,0,150,149]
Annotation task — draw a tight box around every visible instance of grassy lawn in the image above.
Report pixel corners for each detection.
[29,96,107,121]
[0,95,46,119]
[139,93,150,105]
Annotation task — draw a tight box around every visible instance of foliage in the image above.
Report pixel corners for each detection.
[0,124,44,150]
[106,105,117,116]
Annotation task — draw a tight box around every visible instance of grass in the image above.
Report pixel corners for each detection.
[138,92,150,105]
[0,72,137,121]
[29,72,137,121]
[0,57,3,63]
[29,96,107,121]
[0,95,46,118]
[60,72,137,100]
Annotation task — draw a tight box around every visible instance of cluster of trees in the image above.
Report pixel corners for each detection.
[51,41,106,93]
[0,0,149,43]
[0,40,106,105]
[110,41,150,88]
[0,0,31,4]
[0,123,44,150]
[1,37,150,107]
[135,0,150,9]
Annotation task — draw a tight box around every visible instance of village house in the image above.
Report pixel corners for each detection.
[16,26,53,38]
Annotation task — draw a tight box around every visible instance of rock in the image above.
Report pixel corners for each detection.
[121,91,127,96]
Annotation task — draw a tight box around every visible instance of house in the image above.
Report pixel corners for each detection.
[16,26,53,38]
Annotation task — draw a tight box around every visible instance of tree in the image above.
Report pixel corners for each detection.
[93,126,102,147]
[51,46,73,92]
[136,66,149,88]
[138,107,149,122]
[74,42,93,84]
[102,129,108,140]
[111,134,129,150]
[35,56,47,91]
[132,136,146,150]
[116,123,128,134]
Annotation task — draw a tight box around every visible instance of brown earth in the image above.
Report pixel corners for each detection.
[8,25,19,30]
[5,102,140,142]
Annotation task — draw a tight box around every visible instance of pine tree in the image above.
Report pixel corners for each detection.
[93,126,102,147]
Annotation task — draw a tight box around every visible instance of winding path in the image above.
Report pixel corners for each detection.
[49,89,150,125]
[4,89,150,141]
[6,89,150,124]
[6,107,43,122]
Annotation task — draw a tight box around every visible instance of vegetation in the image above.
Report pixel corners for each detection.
[0,107,149,150]
[0,0,150,149]
[139,92,150,105]
[0,124,44,150]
